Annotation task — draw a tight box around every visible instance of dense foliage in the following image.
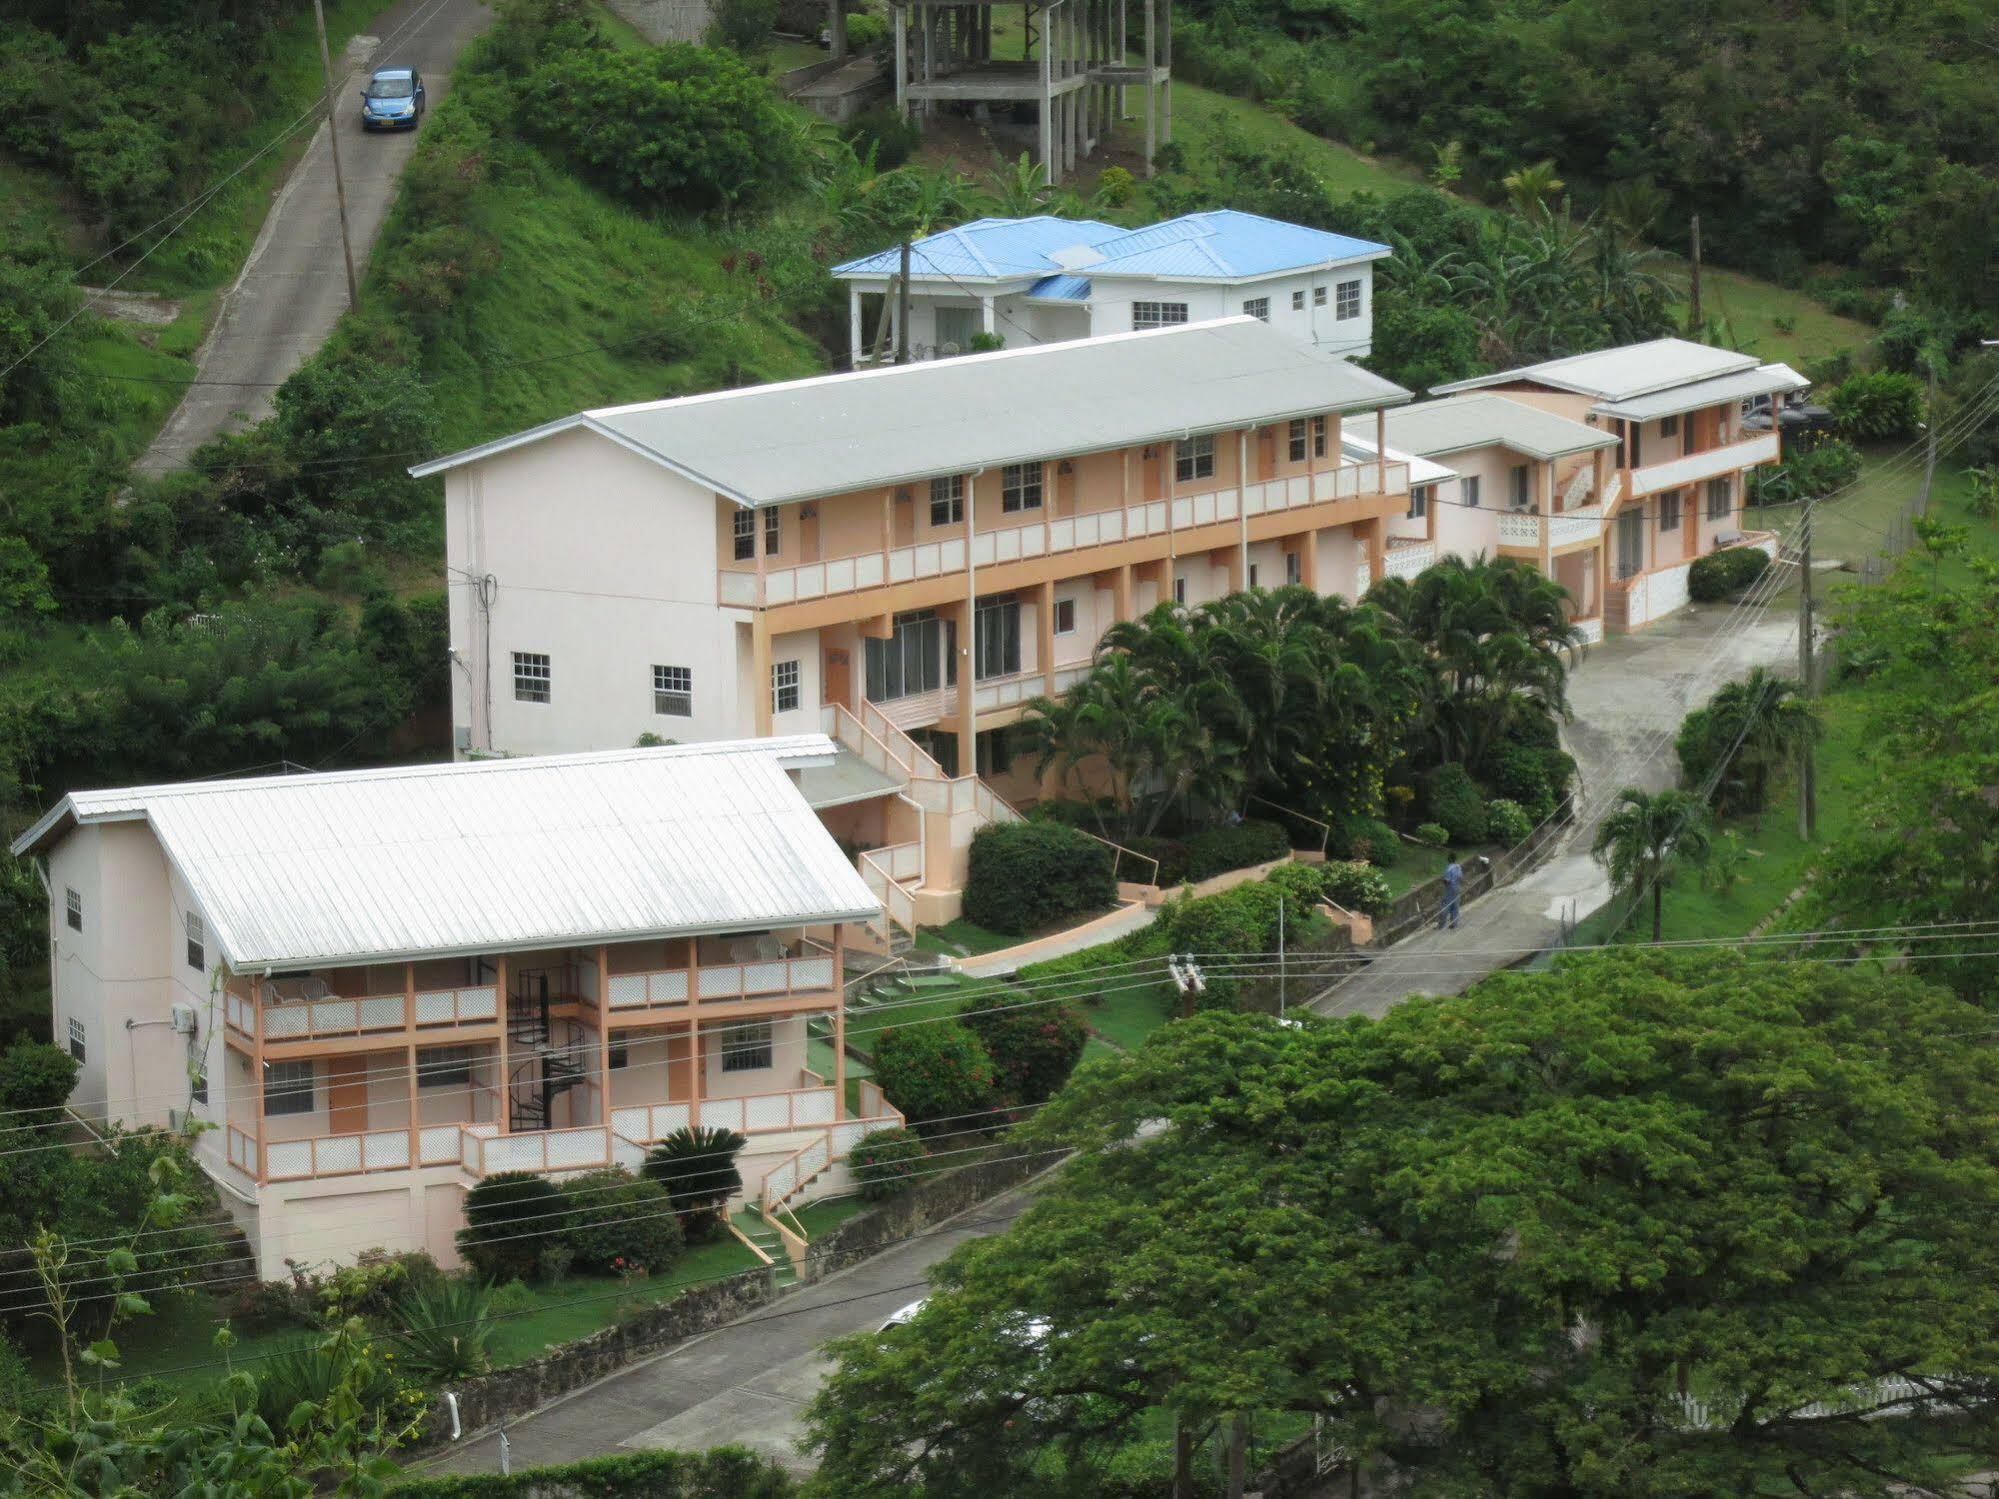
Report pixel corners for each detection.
[643,1126,747,1225]
[1686,544,1772,602]
[458,1173,570,1284]
[959,990,1087,1107]
[962,821,1116,936]
[383,1444,799,1496]
[1674,668,1818,817]
[848,1126,927,1201]
[1181,819,1292,881]
[562,1167,683,1273]
[807,951,1999,1496]
[1827,370,1927,441]
[869,1021,997,1130]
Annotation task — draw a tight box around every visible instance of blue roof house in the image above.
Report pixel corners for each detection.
[830,209,1391,367]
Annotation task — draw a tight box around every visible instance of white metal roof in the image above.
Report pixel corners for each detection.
[1356,394,1620,462]
[1590,362,1810,422]
[408,319,1411,505]
[13,738,880,972]
[1431,339,1759,402]
[1336,431,1456,487]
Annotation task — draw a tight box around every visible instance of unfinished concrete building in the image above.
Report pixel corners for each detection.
[889,0,1171,182]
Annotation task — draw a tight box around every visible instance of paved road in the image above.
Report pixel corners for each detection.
[426,1186,1038,1477]
[134,0,492,475]
[1313,602,1799,1019]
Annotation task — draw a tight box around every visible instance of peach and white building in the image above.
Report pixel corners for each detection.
[415,317,1414,930]
[10,738,899,1276]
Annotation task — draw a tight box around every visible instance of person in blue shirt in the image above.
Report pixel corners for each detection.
[1437,852,1464,930]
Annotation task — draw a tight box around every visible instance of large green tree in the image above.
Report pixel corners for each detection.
[1591,785,1714,942]
[804,951,1999,1496]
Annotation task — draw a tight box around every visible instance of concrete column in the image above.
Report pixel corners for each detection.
[1298,528,1319,591]
[751,614,773,736]
[831,927,847,1120]
[1039,578,1057,694]
[685,940,702,1127]
[959,478,978,768]
[1112,562,1133,621]
[848,286,863,368]
[1236,428,1250,586]
[1375,405,1387,493]
[980,295,995,337]
[1541,461,1554,578]
[1039,7,1055,186]
[251,974,267,1184]
[1160,0,1171,143]
[893,4,908,116]
[404,962,418,1166]
[831,0,848,59]
[494,954,509,1134]
[1143,0,1156,174]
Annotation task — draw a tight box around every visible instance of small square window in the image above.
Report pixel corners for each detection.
[416,1045,476,1088]
[1313,286,1328,308]
[929,475,964,527]
[67,1016,85,1063]
[1174,434,1215,484]
[1286,551,1302,586]
[1659,490,1682,532]
[1053,597,1077,635]
[653,664,692,717]
[1242,296,1270,322]
[764,508,781,557]
[720,1020,774,1073]
[513,651,551,704]
[185,912,204,972]
[1660,413,1680,438]
[64,888,81,932]
[264,1059,314,1116]
[1335,280,1362,320]
[772,660,801,715]
[1462,475,1482,508]
[1001,463,1043,513]
[1291,289,1305,311]
[732,509,755,561]
[1287,419,1307,463]
[1408,484,1432,521]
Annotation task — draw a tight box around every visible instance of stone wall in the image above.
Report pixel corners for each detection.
[604,0,713,44]
[1369,813,1570,948]
[803,1144,1065,1283]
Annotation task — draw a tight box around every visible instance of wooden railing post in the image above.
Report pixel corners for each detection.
[687,939,703,1129]
[251,974,267,1184]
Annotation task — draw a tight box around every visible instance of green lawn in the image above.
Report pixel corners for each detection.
[485,1235,765,1366]
[911,918,1019,958]
[25,1293,323,1388]
[845,974,1000,1058]
[1080,975,1178,1051]
[791,1195,873,1237]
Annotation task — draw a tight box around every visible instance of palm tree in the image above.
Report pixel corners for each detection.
[1501,159,1566,223]
[1592,787,1714,943]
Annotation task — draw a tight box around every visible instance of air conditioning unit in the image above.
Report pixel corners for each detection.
[170,1002,198,1035]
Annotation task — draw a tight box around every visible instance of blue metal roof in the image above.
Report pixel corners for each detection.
[831,217,1125,281]
[830,210,1388,286]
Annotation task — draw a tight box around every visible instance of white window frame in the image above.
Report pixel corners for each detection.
[1659,489,1682,532]
[1173,576,1187,606]
[1053,597,1077,635]
[1291,289,1306,311]
[185,912,204,972]
[1132,301,1189,330]
[1174,434,1216,484]
[720,1020,774,1073]
[1312,415,1327,458]
[64,888,81,932]
[1286,551,1302,586]
[1462,474,1482,508]
[763,507,780,557]
[1001,462,1043,513]
[652,664,692,717]
[929,474,965,527]
[1287,419,1307,463]
[512,651,551,704]
[1408,485,1432,521]
[732,509,755,561]
[1335,279,1363,320]
[1706,476,1733,520]
[1242,296,1270,322]
[771,660,801,714]
[264,1059,314,1117]
[67,1016,85,1063]
[1312,286,1328,308]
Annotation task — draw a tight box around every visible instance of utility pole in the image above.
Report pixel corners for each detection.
[312,0,359,307]
[1687,214,1703,331]
[895,239,913,364]
[1918,357,1940,515]
[1797,507,1817,842]
[1276,894,1286,1018]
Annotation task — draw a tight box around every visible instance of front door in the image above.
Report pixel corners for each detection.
[1615,508,1645,579]
[327,1055,368,1135]
[666,1033,693,1102]
[823,647,853,712]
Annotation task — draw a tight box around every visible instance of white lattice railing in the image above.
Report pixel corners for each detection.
[1497,506,1604,551]
[1631,432,1778,497]
[607,968,690,1010]
[760,1093,910,1221]
[238,984,498,1040]
[1383,540,1435,580]
[1674,1374,1973,1432]
[1573,616,1605,646]
[1561,465,1595,508]
[465,1125,612,1177]
[605,956,836,1010]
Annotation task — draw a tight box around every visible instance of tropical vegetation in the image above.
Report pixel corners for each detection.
[1590,786,1715,943]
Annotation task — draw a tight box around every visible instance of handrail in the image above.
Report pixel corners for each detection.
[1060,820,1160,886]
[1246,794,1332,855]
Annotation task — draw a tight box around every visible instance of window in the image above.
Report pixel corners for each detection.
[1313,286,1328,308]
[1291,289,1306,311]
[1408,484,1432,521]
[733,508,755,561]
[1462,475,1482,508]
[1242,296,1270,322]
[1335,279,1363,320]
[1174,434,1215,484]
[1508,465,1530,510]
[512,651,550,704]
[1248,563,1260,587]
[1053,597,1077,635]
[929,475,964,527]
[66,1016,84,1063]
[720,1020,774,1073]
[866,609,949,702]
[1001,462,1043,513]
[264,1059,314,1116]
[64,888,81,932]
[1286,551,1302,586]
[1288,418,1307,463]
[1132,301,1189,330]
[185,912,204,972]
[416,1045,477,1088]
[1658,489,1682,532]
[609,1032,630,1070]
[764,507,781,557]
[1173,575,1187,606]
[935,305,978,352]
[973,598,1021,680]
[771,660,801,715]
[1660,413,1680,438]
[1707,477,1733,520]
[1312,415,1327,459]
[652,664,692,717]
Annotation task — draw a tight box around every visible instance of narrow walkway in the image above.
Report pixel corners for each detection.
[1313,604,1798,1019]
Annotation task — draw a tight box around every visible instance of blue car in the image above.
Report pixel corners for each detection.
[359,67,424,130]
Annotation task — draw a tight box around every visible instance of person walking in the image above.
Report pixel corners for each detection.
[1437,852,1464,930]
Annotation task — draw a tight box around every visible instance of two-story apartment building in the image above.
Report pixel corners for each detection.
[831,211,1391,367]
[414,318,1413,926]
[1431,339,1808,630]
[11,739,896,1277]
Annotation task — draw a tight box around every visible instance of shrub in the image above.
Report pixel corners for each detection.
[1161,883,1285,1008]
[963,821,1116,936]
[1318,860,1393,916]
[871,1022,996,1127]
[644,1127,747,1223]
[1413,821,1450,847]
[840,101,913,166]
[1688,545,1771,603]
[1182,818,1291,881]
[849,1125,926,1200]
[1422,764,1487,844]
[459,1173,571,1284]
[390,1278,494,1380]
[317,1250,442,1323]
[253,1339,403,1437]
[381,1445,802,1496]
[1348,817,1401,867]
[1826,369,1925,441]
[564,1168,683,1273]
[1477,743,1556,821]
[0,1040,75,1116]
[706,0,780,55]
[1486,798,1533,845]
[960,990,1087,1105]
[843,12,889,51]
[1124,834,1191,888]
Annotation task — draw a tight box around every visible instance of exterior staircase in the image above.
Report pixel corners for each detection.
[730,1207,800,1286]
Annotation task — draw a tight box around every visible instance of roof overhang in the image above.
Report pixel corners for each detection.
[408,413,753,502]
[1590,363,1811,423]
[1086,247,1392,287]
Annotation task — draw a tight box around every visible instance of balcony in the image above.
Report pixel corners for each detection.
[1381,539,1435,581]
[226,981,498,1043]
[1497,505,1605,554]
[1630,433,1778,496]
[870,662,1095,732]
[605,952,838,1013]
[719,460,1410,610]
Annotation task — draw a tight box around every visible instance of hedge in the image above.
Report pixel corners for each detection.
[871,1020,996,1126]
[1486,798,1533,845]
[963,821,1115,936]
[1316,860,1393,916]
[849,1125,926,1200]
[960,989,1087,1104]
[385,1445,798,1496]
[562,1168,682,1273]
[1124,834,1191,888]
[459,1174,569,1284]
[1422,764,1487,844]
[1688,545,1771,603]
[1182,818,1291,881]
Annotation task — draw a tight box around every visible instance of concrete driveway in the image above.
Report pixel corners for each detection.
[135,0,492,475]
[424,1188,1037,1477]
[1313,601,1799,1019]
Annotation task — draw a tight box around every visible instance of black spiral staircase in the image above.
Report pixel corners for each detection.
[506,975,584,1133]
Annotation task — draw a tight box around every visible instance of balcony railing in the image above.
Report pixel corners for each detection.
[720,461,1410,609]
[1630,433,1778,496]
[1573,616,1605,646]
[230,1122,468,1182]
[227,983,499,1041]
[1497,505,1604,551]
[599,954,839,1011]
[1382,540,1435,581]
